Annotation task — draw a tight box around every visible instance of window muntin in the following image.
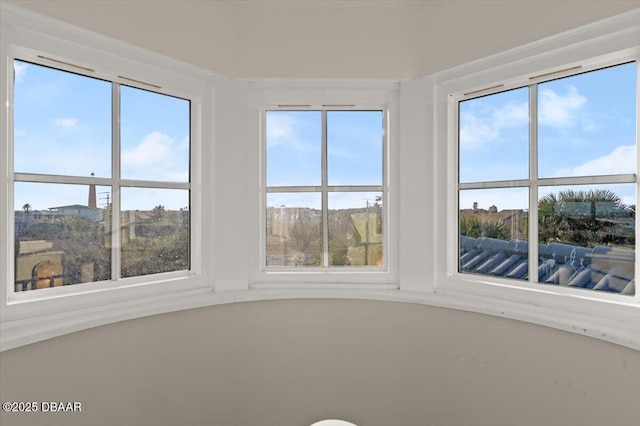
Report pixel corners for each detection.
[12,58,192,292]
[265,109,385,269]
[457,62,637,296]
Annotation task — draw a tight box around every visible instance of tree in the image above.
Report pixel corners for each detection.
[152,205,165,221]
[459,216,508,239]
[121,206,189,276]
[288,210,322,265]
[22,203,32,224]
[538,189,633,247]
[328,209,359,266]
[18,215,111,284]
[121,226,188,277]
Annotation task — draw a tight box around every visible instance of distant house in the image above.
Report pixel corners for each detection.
[47,204,104,222]
[459,202,527,240]
[15,205,104,225]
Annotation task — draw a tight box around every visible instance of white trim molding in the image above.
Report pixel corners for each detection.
[248,80,400,286]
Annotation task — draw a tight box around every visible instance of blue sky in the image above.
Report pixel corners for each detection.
[266,110,383,210]
[13,60,190,211]
[459,62,637,211]
[13,59,636,214]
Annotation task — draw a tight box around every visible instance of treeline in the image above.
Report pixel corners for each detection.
[460,189,634,248]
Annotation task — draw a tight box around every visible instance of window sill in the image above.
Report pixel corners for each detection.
[251,268,397,287]
[3,282,638,352]
[432,276,640,351]
[0,282,211,352]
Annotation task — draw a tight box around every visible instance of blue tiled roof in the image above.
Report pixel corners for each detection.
[459,236,635,295]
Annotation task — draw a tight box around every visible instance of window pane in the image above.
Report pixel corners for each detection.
[266,111,321,187]
[459,88,529,183]
[120,188,190,278]
[538,184,635,295]
[328,192,383,267]
[266,193,322,267]
[14,182,111,291]
[538,62,637,178]
[13,60,112,177]
[327,111,383,186]
[459,188,529,280]
[120,86,190,182]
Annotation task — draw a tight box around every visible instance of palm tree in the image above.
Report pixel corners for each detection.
[460,216,508,240]
[21,202,33,227]
[538,189,632,247]
[152,205,165,221]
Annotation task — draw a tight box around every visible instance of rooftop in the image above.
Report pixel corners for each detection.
[459,236,635,295]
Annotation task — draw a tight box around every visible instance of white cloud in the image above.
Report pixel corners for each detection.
[554,145,636,177]
[459,113,500,149]
[122,131,174,166]
[266,114,295,147]
[14,62,28,83]
[460,102,527,150]
[538,85,587,128]
[50,117,78,128]
[178,134,190,151]
[492,102,529,129]
[121,132,189,182]
[461,85,589,151]
[266,113,318,154]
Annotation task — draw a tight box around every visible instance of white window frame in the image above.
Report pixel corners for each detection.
[432,10,640,348]
[12,56,193,290]
[454,58,638,299]
[0,4,211,331]
[249,82,399,287]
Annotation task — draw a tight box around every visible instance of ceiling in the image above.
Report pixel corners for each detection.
[5,0,640,79]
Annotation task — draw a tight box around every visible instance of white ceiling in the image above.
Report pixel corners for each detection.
[5,0,640,79]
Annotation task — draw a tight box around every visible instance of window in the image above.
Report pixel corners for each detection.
[265,109,385,268]
[12,59,191,292]
[457,61,637,296]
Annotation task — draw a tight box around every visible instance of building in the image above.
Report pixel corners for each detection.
[460,202,527,240]
[1,3,639,426]
[14,179,106,289]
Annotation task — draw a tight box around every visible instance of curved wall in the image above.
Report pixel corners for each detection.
[1,299,638,426]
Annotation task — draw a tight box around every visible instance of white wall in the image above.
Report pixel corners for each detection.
[213,78,253,292]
